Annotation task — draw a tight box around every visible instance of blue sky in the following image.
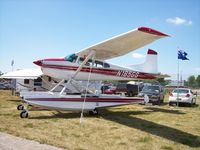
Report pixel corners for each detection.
[0,0,200,80]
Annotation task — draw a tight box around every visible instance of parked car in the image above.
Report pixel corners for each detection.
[169,88,196,106]
[138,85,164,105]
[0,82,12,90]
[101,85,110,93]
[115,83,142,97]
[104,86,116,94]
[0,83,7,89]
[101,85,116,94]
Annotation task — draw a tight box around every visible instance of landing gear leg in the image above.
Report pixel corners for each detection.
[89,108,99,115]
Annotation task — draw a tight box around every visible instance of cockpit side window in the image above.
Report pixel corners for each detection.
[72,56,110,68]
[103,62,110,68]
[64,54,77,62]
[95,60,110,68]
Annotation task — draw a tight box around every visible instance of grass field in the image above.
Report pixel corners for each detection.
[0,90,200,150]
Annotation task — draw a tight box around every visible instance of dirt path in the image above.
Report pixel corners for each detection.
[0,132,63,150]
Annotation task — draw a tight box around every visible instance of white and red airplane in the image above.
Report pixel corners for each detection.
[18,27,169,118]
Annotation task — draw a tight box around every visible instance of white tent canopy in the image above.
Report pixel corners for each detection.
[0,68,43,79]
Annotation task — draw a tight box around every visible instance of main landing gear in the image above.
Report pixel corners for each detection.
[17,104,29,118]
[89,108,99,115]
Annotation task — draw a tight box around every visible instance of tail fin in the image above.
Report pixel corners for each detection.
[130,49,158,74]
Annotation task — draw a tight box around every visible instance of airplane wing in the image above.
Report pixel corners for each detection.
[0,68,43,79]
[76,27,169,60]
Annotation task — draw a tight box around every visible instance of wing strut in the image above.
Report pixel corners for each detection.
[80,52,95,123]
[56,50,95,95]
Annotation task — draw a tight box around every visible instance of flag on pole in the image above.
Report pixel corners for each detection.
[11,60,14,66]
[178,50,189,60]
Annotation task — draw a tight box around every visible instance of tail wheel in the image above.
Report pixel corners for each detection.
[20,110,28,118]
[17,104,24,110]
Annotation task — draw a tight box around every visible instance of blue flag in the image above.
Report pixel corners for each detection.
[178,50,189,60]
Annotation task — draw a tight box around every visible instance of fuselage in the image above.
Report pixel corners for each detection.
[33,56,156,81]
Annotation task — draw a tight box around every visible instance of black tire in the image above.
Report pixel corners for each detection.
[190,99,193,107]
[193,99,196,105]
[158,98,161,105]
[128,91,133,97]
[17,104,24,110]
[20,111,28,118]
[161,96,164,103]
[169,102,172,106]
[154,98,161,105]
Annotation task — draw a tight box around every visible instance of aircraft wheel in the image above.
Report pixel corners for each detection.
[89,109,98,115]
[17,104,24,110]
[20,110,28,118]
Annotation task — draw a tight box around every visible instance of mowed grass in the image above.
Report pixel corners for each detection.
[0,90,200,150]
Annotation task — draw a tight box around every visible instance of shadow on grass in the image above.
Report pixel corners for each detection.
[29,111,80,120]
[26,105,199,147]
[101,109,200,148]
[193,104,199,108]
[28,105,185,119]
[145,107,185,114]
[159,102,169,106]
[170,103,199,108]
[6,99,20,103]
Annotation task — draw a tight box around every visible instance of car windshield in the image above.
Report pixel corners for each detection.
[173,89,189,93]
[142,86,159,93]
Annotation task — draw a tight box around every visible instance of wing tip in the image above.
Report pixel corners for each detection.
[138,27,169,37]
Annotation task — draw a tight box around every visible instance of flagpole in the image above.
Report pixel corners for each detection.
[11,60,14,71]
[177,48,189,107]
[177,48,180,107]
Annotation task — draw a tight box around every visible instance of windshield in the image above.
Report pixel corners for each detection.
[64,53,77,62]
[173,89,189,94]
[142,86,160,93]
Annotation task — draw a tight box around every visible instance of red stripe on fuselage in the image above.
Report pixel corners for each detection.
[26,97,144,103]
[43,65,155,79]
[41,64,156,79]
[44,58,65,61]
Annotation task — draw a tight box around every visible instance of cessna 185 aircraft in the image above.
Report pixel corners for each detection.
[17,27,169,118]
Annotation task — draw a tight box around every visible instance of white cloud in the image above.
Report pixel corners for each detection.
[166,17,192,26]
[188,20,193,25]
[132,53,145,59]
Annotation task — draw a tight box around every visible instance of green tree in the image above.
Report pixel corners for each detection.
[156,78,164,85]
[196,75,200,88]
[187,75,196,88]
[184,80,188,87]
